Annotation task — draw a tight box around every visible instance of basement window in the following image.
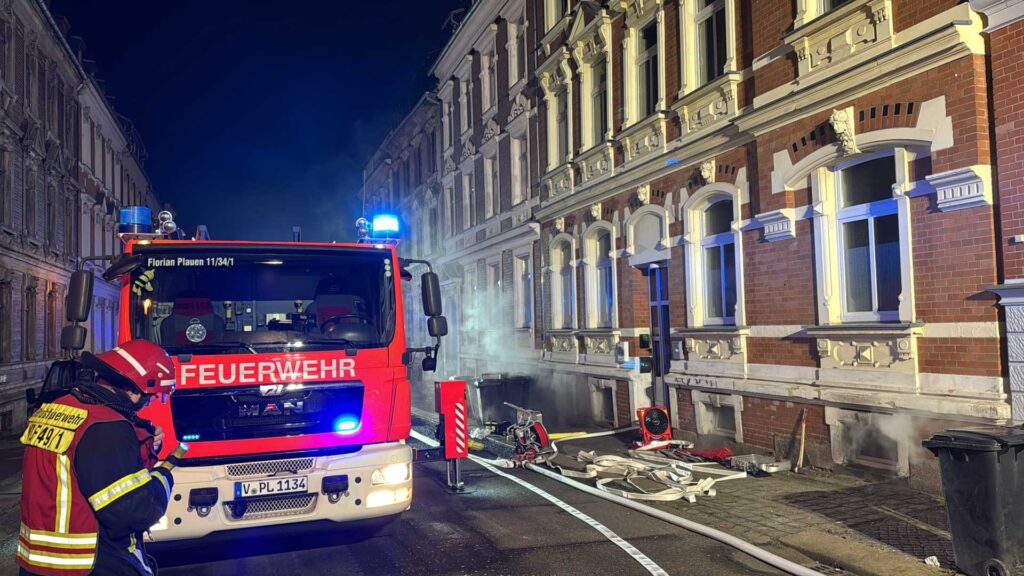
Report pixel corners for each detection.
[845,416,899,472]
[709,404,736,436]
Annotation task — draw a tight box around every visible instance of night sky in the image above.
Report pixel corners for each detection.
[48,0,468,242]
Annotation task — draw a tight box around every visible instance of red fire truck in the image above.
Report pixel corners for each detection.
[37,210,448,542]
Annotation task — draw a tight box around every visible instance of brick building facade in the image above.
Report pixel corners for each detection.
[366,0,1021,489]
[0,0,159,433]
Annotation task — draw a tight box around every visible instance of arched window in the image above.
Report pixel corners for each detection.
[585,227,615,328]
[702,199,736,324]
[551,239,575,329]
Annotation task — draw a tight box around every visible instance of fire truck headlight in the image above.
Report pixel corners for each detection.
[372,463,410,485]
[366,487,411,508]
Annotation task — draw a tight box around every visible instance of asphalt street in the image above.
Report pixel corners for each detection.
[147,430,801,576]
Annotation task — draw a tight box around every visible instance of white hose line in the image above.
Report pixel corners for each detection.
[525,463,821,576]
[409,429,670,576]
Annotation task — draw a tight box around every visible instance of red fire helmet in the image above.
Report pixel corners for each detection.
[81,339,175,394]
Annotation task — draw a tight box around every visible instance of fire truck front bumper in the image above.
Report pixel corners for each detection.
[146,442,413,543]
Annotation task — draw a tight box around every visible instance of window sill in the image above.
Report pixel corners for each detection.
[576,142,616,186]
[671,71,743,138]
[805,322,923,372]
[615,113,669,164]
[673,326,748,364]
[542,162,576,200]
[783,0,894,79]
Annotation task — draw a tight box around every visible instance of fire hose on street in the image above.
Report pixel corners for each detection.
[411,399,821,576]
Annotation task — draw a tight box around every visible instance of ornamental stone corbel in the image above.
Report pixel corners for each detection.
[700,159,716,184]
[590,202,603,220]
[829,108,859,156]
[554,217,566,233]
[636,183,651,205]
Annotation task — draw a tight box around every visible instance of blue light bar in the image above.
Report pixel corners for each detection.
[334,416,360,434]
[372,214,400,234]
[119,206,153,234]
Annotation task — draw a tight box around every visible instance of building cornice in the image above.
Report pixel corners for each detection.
[969,0,1024,30]
[431,0,507,81]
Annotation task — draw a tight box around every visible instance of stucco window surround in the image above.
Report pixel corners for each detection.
[549,232,578,331]
[539,48,576,198]
[582,221,618,330]
[691,391,744,443]
[671,0,741,140]
[787,0,895,80]
[455,55,475,141]
[544,0,568,33]
[505,9,529,95]
[624,194,673,267]
[475,24,499,120]
[461,172,476,231]
[681,182,746,328]
[439,80,456,156]
[514,248,534,331]
[569,9,616,186]
[618,0,670,165]
[825,407,910,476]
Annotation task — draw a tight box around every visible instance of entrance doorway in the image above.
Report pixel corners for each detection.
[646,263,672,407]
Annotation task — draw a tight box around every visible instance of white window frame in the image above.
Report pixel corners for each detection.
[484,156,498,219]
[682,183,746,327]
[833,151,901,323]
[508,16,528,89]
[556,90,569,164]
[794,0,852,27]
[677,0,737,98]
[550,235,576,330]
[510,135,528,206]
[487,259,502,327]
[515,251,534,329]
[807,145,916,326]
[460,77,474,137]
[636,20,659,120]
[545,0,565,32]
[461,173,474,231]
[589,57,609,148]
[696,0,727,87]
[584,224,617,329]
[623,2,666,127]
[700,200,736,325]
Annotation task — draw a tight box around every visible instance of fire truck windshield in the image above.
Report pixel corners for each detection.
[128,247,396,355]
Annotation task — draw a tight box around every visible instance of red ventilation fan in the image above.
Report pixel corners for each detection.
[637,406,672,445]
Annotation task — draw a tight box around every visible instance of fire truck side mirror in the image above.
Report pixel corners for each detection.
[422,356,437,372]
[102,254,143,281]
[428,316,448,338]
[422,272,443,317]
[67,271,94,323]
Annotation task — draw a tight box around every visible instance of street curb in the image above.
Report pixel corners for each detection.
[780,531,951,576]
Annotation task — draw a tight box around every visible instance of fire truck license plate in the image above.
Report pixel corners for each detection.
[236,476,308,498]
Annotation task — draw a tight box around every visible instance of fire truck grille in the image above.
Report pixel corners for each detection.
[226,458,315,478]
[224,493,317,521]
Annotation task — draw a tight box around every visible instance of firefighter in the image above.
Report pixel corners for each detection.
[18,339,177,576]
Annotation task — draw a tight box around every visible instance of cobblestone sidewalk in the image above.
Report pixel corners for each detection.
[546,431,953,574]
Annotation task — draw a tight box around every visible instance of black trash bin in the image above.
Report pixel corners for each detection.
[923,426,1024,576]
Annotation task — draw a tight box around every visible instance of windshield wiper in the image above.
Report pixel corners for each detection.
[166,341,259,355]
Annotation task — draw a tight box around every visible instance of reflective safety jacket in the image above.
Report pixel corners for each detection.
[18,394,173,576]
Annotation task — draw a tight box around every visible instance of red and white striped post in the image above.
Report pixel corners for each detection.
[435,379,468,491]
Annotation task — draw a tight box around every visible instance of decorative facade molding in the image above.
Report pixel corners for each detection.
[635,183,651,205]
[589,202,603,220]
[926,165,993,212]
[829,108,859,156]
[757,208,797,242]
[700,159,716,184]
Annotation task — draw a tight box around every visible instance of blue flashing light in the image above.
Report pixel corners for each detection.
[119,206,153,234]
[182,434,201,442]
[665,159,681,166]
[372,214,400,234]
[334,416,360,434]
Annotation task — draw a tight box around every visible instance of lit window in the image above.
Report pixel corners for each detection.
[553,241,575,329]
[701,199,736,324]
[697,0,727,86]
[835,155,901,321]
[588,230,614,328]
